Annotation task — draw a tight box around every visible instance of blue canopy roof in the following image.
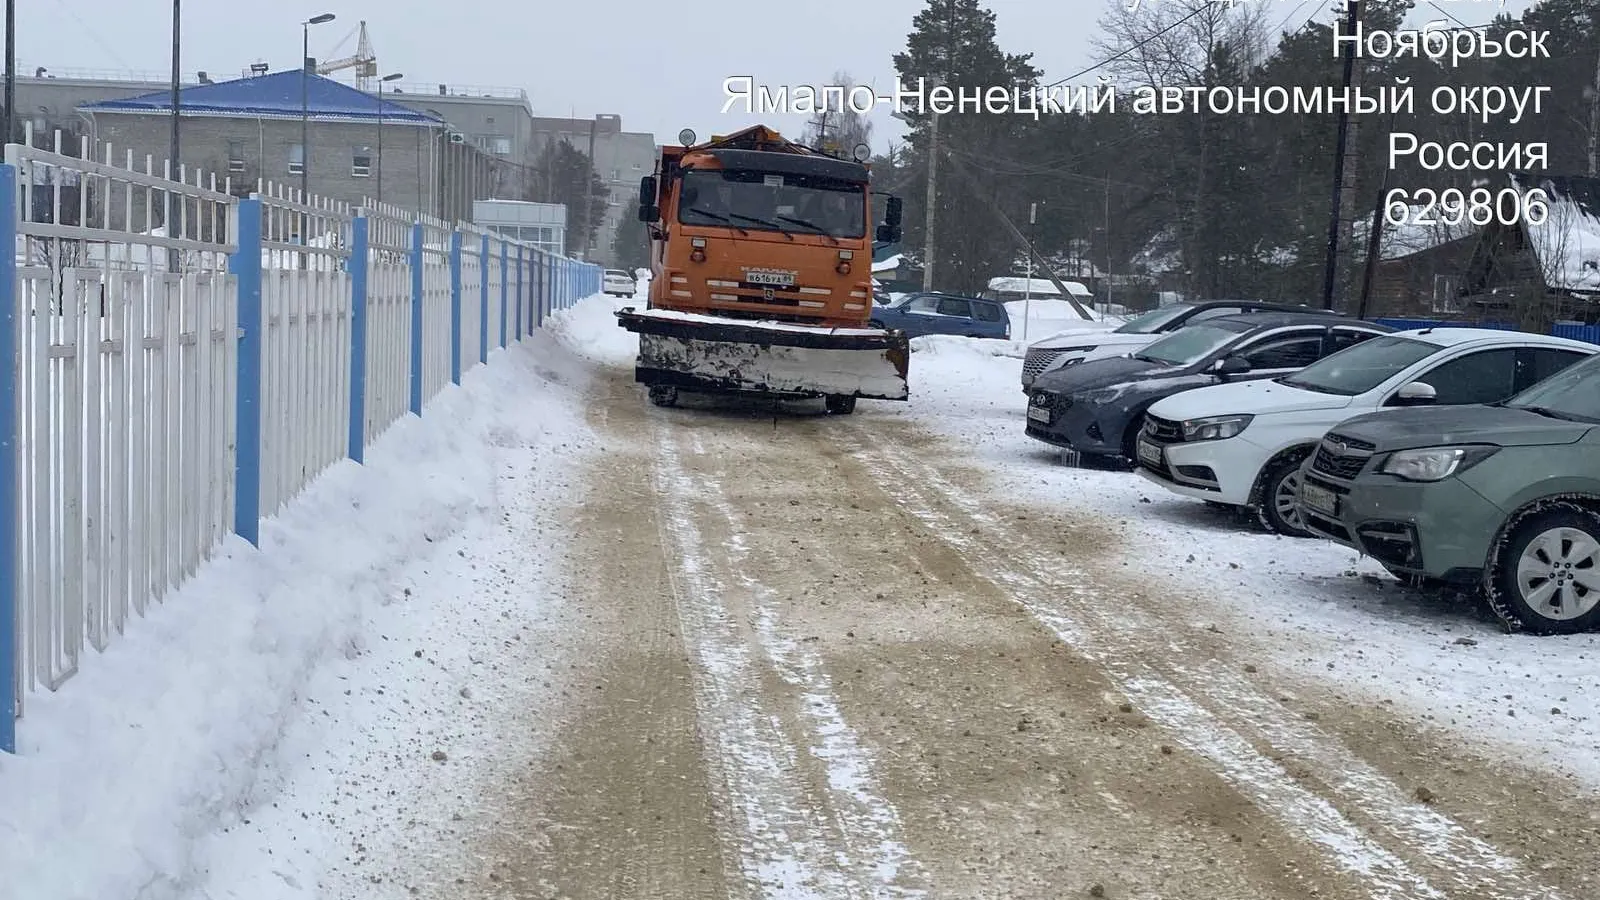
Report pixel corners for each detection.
[79,70,442,126]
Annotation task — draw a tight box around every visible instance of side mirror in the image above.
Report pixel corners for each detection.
[1392,381,1437,406]
[638,175,657,210]
[876,224,901,243]
[884,195,903,228]
[638,204,658,223]
[1215,356,1251,377]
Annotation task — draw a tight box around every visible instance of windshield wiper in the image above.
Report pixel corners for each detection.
[1515,405,1591,422]
[772,214,840,245]
[687,209,749,235]
[722,211,792,239]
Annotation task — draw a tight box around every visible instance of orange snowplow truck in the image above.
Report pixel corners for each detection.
[615,125,909,414]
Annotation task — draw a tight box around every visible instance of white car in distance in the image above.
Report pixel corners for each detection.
[603,269,636,298]
[1134,327,1600,536]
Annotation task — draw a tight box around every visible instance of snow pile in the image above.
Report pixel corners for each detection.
[0,308,606,900]
[871,253,903,273]
[912,333,1026,359]
[1006,298,1122,343]
[886,333,1600,792]
[546,292,639,366]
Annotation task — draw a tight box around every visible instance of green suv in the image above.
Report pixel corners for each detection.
[1298,351,1600,634]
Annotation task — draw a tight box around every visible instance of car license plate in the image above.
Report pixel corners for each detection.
[745,271,795,286]
[1137,439,1162,466]
[1027,406,1050,423]
[1301,482,1338,516]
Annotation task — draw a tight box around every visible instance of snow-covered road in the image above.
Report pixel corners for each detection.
[6,295,1600,899]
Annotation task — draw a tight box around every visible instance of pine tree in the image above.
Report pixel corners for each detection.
[892,0,1040,293]
[611,197,651,271]
[531,138,609,257]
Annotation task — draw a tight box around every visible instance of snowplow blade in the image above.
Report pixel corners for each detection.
[615,308,909,400]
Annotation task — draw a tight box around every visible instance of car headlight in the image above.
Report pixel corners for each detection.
[1180,414,1253,441]
[1379,445,1498,482]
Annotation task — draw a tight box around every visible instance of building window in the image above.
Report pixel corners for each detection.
[475,134,511,155]
[352,146,372,177]
[227,140,246,173]
[288,143,303,175]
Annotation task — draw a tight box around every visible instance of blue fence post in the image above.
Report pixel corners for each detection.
[0,164,17,754]
[449,229,462,386]
[479,234,489,365]
[502,241,511,347]
[409,223,424,416]
[231,197,265,546]
[348,215,370,463]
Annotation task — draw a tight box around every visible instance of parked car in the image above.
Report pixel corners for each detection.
[1020,300,1326,393]
[603,269,636,298]
[1135,328,1598,537]
[1296,351,1600,633]
[1026,313,1389,464]
[869,292,1011,340]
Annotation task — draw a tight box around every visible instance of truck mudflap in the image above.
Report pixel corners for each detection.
[615,307,909,400]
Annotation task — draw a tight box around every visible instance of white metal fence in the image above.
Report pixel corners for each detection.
[0,134,604,752]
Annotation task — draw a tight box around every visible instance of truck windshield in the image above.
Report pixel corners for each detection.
[677,169,866,239]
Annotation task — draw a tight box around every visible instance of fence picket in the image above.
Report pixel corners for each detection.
[0,145,602,751]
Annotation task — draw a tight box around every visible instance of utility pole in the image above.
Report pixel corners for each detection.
[2,0,12,147]
[1589,39,1600,176]
[1320,0,1361,310]
[167,0,180,271]
[1023,201,1037,341]
[584,117,597,260]
[1104,173,1113,313]
[922,107,939,291]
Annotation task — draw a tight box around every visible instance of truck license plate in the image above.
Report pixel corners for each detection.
[745,271,795,286]
[1137,439,1162,466]
[1027,406,1050,423]
[1301,482,1338,516]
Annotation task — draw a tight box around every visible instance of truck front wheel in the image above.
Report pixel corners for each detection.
[825,394,856,415]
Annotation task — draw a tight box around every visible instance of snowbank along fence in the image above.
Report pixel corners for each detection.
[0,135,602,753]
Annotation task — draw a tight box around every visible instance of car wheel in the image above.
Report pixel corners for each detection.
[825,394,856,415]
[1254,453,1314,537]
[648,385,679,407]
[1486,501,1600,634]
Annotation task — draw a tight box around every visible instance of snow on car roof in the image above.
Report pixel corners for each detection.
[1387,327,1598,351]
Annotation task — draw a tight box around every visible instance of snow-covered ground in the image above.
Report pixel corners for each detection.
[884,335,1600,794]
[0,310,605,900]
[10,292,1600,900]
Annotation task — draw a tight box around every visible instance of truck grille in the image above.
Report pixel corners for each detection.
[1023,348,1068,380]
[1311,433,1376,480]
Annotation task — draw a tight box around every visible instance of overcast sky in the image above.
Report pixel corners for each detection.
[11,0,1532,153]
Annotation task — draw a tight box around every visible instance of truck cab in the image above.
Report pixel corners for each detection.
[636,126,902,330]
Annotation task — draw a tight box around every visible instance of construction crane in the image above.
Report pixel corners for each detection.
[316,20,378,89]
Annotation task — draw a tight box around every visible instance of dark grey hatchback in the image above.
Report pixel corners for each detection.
[1026,313,1393,463]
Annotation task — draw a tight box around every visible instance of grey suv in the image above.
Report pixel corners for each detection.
[1298,351,1600,633]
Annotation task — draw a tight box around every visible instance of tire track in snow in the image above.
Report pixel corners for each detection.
[840,426,1563,900]
[682,430,927,898]
[651,424,921,898]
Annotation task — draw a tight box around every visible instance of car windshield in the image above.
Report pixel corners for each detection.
[1114,304,1192,334]
[677,169,866,238]
[1132,322,1251,366]
[1503,352,1600,422]
[1277,335,1441,395]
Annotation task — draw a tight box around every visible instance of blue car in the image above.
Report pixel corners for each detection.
[869,292,1011,340]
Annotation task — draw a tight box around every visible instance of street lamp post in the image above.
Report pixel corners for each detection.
[375,72,402,207]
[300,12,335,205]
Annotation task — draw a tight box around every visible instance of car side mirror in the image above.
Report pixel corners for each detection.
[1215,356,1251,377]
[1392,381,1437,406]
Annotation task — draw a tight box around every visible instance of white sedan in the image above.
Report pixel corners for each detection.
[603,269,636,298]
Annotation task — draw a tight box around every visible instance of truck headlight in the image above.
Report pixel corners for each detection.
[1180,414,1253,441]
[1379,446,1498,482]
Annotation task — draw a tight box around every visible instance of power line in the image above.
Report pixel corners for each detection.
[1043,4,1210,89]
